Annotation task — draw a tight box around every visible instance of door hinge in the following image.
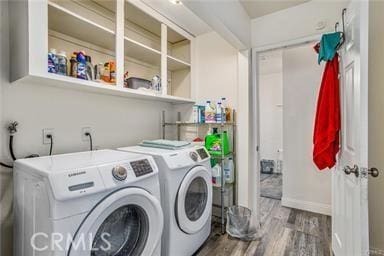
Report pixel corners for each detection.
[360,167,368,178]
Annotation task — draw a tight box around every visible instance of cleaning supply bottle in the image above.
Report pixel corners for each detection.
[48,48,57,74]
[69,53,77,77]
[85,55,94,81]
[205,101,216,123]
[56,51,67,76]
[221,97,231,122]
[216,102,223,123]
[221,97,227,122]
[76,51,87,80]
[205,129,230,156]
[224,157,234,183]
[212,164,224,187]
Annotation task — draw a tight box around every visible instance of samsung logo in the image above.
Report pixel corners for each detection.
[68,171,86,178]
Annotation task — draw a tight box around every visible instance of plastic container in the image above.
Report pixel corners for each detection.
[152,75,161,92]
[224,157,235,183]
[226,206,258,240]
[221,97,231,122]
[109,61,116,83]
[69,53,77,77]
[216,102,223,123]
[76,51,87,80]
[212,164,224,187]
[85,55,94,81]
[205,130,230,156]
[205,101,216,123]
[56,51,67,76]
[48,48,57,73]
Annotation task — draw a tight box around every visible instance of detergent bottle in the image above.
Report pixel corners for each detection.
[205,101,216,123]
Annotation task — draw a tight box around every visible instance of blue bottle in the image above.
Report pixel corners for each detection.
[48,48,57,73]
[76,51,87,80]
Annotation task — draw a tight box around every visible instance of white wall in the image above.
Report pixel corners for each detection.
[251,0,347,48]
[194,32,238,107]
[368,1,384,253]
[194,31,251,207]
[259,52,283,163]
[282,44,331,215]
[0,2,175,255]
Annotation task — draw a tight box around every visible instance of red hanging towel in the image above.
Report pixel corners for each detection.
[313,46,341,170]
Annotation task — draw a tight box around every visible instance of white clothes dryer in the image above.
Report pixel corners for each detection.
[118,145,212,256]
[14,149,163,256]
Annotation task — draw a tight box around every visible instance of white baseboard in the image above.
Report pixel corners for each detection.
[281,197,331,216]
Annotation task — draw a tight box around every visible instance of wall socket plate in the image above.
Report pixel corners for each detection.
[42,128,54,144]
[82,127,92,141]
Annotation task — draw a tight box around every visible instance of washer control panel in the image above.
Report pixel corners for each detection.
[196,148,209,160]
[130,159,153,177]
[112,165,128,181]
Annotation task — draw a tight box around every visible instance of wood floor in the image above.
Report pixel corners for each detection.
[196,197,332,256]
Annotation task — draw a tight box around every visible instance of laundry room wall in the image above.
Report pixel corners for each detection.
[282,44,331,215]
[0,1,177,254]
[251,0,347,48]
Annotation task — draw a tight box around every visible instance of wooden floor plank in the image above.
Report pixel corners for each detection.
[197,197,332,256]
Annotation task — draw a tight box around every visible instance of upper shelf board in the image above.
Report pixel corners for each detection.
[49,2,162,67]
[14,74,195,104]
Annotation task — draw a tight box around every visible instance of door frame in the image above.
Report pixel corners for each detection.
[249,34,323,227]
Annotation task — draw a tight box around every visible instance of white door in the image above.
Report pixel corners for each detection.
[69,188,163,256]
[332,2,371,255]
[176,166,212,234]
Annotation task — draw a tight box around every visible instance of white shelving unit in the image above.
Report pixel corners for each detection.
[9,0,195,104]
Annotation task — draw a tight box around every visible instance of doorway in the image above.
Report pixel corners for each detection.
[254,39,332,216]
[258,49,283,200]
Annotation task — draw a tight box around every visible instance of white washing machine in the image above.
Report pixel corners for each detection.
[14,149,163,256]
[118,145,212,256]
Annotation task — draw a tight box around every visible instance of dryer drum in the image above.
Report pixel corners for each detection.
[184,177,208,221]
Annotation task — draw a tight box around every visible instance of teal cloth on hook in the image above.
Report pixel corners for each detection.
[318,32,342,64]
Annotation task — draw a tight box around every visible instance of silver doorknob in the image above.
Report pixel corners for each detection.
[368,168,380,178]
[344,165,359,177]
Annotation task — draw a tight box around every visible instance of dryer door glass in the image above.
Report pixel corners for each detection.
[185,177,208,221]
[91,205,149,256]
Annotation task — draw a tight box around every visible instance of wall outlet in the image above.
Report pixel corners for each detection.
[42,128,54,144]
[82,127,92,141]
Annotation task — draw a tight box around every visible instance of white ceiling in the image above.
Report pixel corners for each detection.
[141,0,212,37]
[240,0,310,19]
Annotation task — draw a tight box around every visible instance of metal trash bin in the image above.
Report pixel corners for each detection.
[226,206,258,240]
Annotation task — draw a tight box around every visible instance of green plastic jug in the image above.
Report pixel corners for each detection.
[205,131,230,156]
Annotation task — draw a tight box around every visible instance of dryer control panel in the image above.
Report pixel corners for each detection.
[163,147,211,170]
[48,156,158,200]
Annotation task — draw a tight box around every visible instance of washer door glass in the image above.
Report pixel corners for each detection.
[68,188,163,256]
[184,177,208,221]
[176,166,212,234]
[91,205,149,256]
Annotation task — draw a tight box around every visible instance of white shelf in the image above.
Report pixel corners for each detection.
[15,74,195,104]
[125,37,161,66]
[49,2,162,67]
[167,55,191,71]
[48,2,115,51]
